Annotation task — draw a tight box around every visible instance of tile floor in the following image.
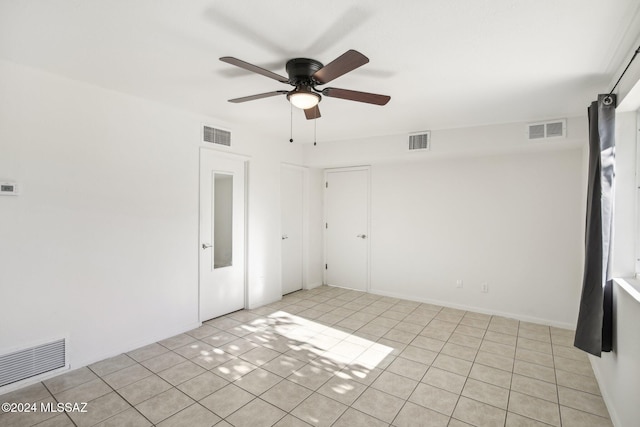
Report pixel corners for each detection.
[0,286,613,427]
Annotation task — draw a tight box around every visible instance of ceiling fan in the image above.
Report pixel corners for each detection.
[220,50,390,120]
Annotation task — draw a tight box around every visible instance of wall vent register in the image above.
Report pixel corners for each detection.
[0,182,18,195]
[0,339,66,387]
[202,125,231,147]
[408,131,431,151]
[527,119,566,140]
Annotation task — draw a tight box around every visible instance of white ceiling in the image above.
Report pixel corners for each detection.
[1,0,639,142]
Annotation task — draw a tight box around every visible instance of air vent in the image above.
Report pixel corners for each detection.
[409,131,431,151]
[202,125,231,147]
[0,339,66,387]
[527,119,566,140]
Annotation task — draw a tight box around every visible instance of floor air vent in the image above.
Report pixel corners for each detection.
[202,125,231,147]
[409,131,431,151]
[527,119,566,140]
[0,339,66,387]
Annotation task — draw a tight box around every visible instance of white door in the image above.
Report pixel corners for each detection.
[199,150,246,321]
[281,165,304,294]
[325,167,369,291]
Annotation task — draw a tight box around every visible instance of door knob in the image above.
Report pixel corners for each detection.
[356,234,367,239]
[282,235,288,240]
[202,243,212,249]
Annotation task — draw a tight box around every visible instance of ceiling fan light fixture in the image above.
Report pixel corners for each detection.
[287,88,321,110]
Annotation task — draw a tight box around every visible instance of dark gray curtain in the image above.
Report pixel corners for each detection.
[574,93,616,357]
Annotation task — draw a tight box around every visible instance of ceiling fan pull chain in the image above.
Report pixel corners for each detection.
[289,102,293,143]
[314,115,317,146]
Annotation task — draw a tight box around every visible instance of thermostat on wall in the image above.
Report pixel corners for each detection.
[0,182,19,195]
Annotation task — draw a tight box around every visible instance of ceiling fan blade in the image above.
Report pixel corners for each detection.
[220,57,289,83]
[228,91,288,103]
[304,105,321,120]
[312,50,369,84]
[322,87,390,105]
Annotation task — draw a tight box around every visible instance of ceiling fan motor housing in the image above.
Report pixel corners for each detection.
[285,58,324,87]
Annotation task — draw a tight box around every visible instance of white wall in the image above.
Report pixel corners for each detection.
[0,59,303,389]
[305,119,587,327]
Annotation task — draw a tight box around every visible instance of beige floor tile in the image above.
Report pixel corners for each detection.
[399,345,438,365]
[291,392,348,427]
[37,413,79,427]
[239,346,281,366]
[226,398,286,427]
[338,365,383,386]
[92,408,150,427]
[262,354,306,377]
[351,388,404,423]
[186,325,220,340]
[448,332,483,349]
[316,375,366,406]
[51,377,111,403]
[158,360,206,386]
[68,392,131,427]
[483,330,518,346]
[89,354,137,377]
[410,336,446,352]
[43,367,98,394]
[453,396,506,427]
[469,363,512,389]
[141,351,187,373]
[173,341,214,359]
[158,333,197,350]
[559,405,613,427]
[440,342,477,361]
[551,345,587,362]
[393,401,450,426]
[513,360,556,384]
[408,382,459,416]
[117,375,173,405]
[517,338,552,355]
[505,411,553,427]
[103,364,153,389]
[479,340,516,358]
[234,367,282,395]
[474,351,514,372]
[0,382,50,403]
[212,359,258,381]
[273,414,314,427]
[0,396,60,427]
[134,388,193,424]
[447,418,475,427]
[156,403,220,427]
[454,324,487,338]
[190,350,237,370]
[557,386,609,418]
[459,316,490,330]
[371,371,418,399]
[422,367,466,394]
[462,378,509,410]
[508,391,560,426]
[419,326,453,341]
[510,374,558,403]
[553,356,594,377]
[555,369,600,395]
[386,356,429,379]
[262,379,313,411]
[127,343,170,362]
[199,384,254,418]
[518,328,551,343]
[287,362,333,390]
[393,321,425,334]
[176,371,229,401]
[332,407,388,427]
[515,348,554,368]
[431,353,472,376]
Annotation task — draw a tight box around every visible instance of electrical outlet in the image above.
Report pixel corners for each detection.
[456,279,463,288]
[481,283,489,293]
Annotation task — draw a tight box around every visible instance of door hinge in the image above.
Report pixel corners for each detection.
[325,182,328,188]
[325,222,328,229]
[325,264,328,270]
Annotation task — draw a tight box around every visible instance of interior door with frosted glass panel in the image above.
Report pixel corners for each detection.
[199,150,245,321]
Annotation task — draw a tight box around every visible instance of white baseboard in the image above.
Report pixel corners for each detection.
[368,287,576,330]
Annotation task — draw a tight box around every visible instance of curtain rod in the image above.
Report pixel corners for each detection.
[609,44,640,95]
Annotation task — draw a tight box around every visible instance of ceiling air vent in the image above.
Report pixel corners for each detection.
[409,131,431,151]
[202,125,231,147]
[527,119,566,140]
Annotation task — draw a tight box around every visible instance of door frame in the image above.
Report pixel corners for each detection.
[198,147,250,322]
[281,162,309,293]
[323,166,371,291]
